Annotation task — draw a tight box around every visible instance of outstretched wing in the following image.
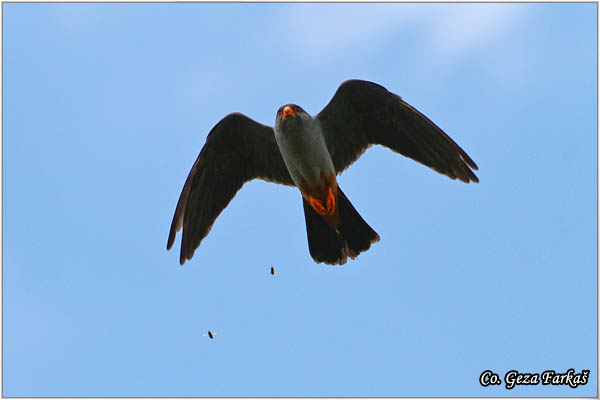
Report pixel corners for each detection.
[167,113,293,265]
[316,80,479,183]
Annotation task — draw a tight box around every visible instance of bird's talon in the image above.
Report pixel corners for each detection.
[326,188,335,214]
[309,195,327,215]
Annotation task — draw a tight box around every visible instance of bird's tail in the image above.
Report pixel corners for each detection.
[302,186,380,265]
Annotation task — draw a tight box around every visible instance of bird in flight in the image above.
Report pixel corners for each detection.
[270,266,276,275]
[167,80,478,266]
[202,331,214,339]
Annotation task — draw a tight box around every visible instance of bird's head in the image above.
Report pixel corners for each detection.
[275,104,312,134]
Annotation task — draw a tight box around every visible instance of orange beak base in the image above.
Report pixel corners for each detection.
[283,106,294,118]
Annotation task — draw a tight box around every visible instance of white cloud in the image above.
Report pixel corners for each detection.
[422,4,525,65]
[277,3,525,69]
[279,3,424,59]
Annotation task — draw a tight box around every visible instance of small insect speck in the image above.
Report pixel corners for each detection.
[203,330,214,339]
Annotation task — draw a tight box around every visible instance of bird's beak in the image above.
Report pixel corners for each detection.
[282,106,294,118]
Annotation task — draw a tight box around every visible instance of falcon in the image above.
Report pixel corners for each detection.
[167,80,478,266]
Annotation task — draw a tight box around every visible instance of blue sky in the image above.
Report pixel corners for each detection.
[3,2,597,397]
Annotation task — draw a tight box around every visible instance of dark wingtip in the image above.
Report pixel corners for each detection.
[460,151,479,171]
[456,173,479,184]
[167,230,175,251]
[465,166,480,184]
[179,248,186,265]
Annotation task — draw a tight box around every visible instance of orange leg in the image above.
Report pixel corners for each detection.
[325,187,335,215]
[303,172,338,216]
[309,194,327,215]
